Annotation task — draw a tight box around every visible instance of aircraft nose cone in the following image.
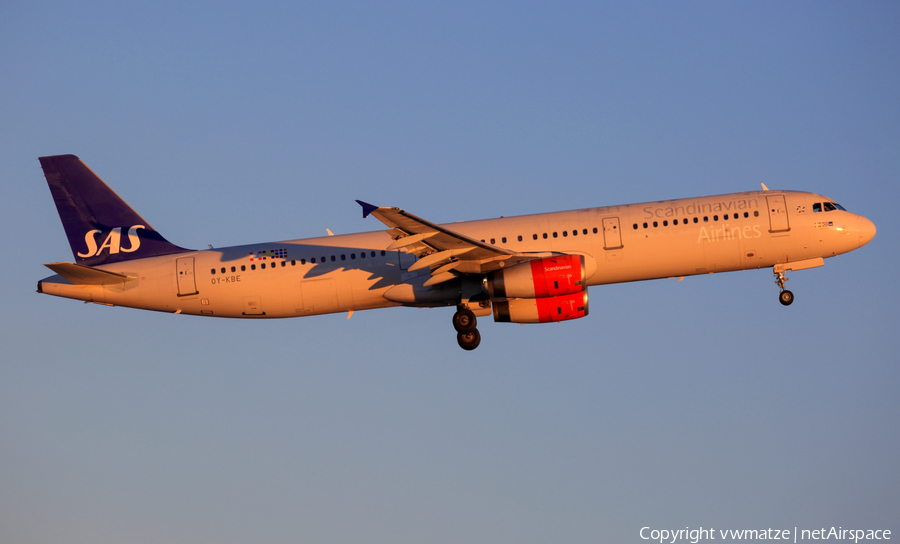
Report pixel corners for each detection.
[857,216,876,248]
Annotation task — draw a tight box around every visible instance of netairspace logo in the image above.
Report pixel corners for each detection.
[639,527,891,543]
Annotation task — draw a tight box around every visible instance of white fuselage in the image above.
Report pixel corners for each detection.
[39,190,874,318]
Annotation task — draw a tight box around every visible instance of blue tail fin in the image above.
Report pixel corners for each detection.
[40,154,192,266]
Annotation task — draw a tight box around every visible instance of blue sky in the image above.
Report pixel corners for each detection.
[2,2,898,543]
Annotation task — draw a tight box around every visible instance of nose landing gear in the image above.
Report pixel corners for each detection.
[771,259,824,307]
[774,268,794,306]
[452,307,481,350]
[774,269,795,306]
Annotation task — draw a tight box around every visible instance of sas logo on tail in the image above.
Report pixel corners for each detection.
[78,225,146,257]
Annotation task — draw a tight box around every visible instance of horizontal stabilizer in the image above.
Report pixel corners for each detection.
[44,262,135,285]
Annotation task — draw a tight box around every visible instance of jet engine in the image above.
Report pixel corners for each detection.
[485,255,585,299]
[492,291,589,323]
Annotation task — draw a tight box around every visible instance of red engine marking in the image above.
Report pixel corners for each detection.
[531,255,583,298]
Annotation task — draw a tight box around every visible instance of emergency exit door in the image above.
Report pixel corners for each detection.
[602,217,623,249]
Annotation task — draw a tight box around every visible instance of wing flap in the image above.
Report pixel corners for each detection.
[423,271,460,286]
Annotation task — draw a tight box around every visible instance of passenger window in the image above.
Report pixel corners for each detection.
[563,231,568,237]
[754,211,759,217]
[331,255,336,262]
[341,255,346,261]
[543,233,548,239]
[380,251,386,256]
[311,257,316,263]
[553,232,558,238]
[593,227,598,234]
[693,217,698,223]
[290,260,295,266]
[583,229,588,235]
[713,215,719,221]
[643,222,648,228]
[210,268,216,275]
[744,212,749,218]
[300,259,305,264]
[360,252,365,259]
[813,202,822,212]
[241,265,246,271]
[673,219,678,225]
[321,256,326,262]
[653,221,658,228]
[502,237,507,243]
[703,216,709,222]
[663,220,668,226]
[261,263,266,269]
[518,235,523,242]
[533,234,538,240]
[251,264,256,270]
[281,261,286,267]
[231,266,236,272]
[572,230,578,236]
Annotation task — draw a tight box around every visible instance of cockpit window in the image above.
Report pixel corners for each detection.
[820,202,847,212]
[813,202,822,212]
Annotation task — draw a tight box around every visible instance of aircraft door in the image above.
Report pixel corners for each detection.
[602,217,623,249]
[176,257,198,296]
[766,195,790,233]
[300,278,339,314]
[397,250,417,270]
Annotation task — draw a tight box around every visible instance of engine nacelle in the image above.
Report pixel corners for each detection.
[485,255,585,299]
[492,290,589,324]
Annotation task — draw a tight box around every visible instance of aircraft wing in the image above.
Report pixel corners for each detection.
[357,200,538,285]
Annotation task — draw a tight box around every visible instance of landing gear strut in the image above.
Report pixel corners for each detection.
[774,269,794,306]
[453,307,481,350]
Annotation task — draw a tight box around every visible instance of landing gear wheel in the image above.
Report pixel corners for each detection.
[452,308,477,333]
[779,290,794,306]
[457,328,481,351]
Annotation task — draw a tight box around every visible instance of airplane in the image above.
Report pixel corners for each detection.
[36,154,876,350]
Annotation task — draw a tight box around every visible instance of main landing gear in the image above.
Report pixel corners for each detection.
[774,269,794,306]
[453,307,481,351]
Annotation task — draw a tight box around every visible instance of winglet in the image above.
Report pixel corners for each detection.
[761,183,769,191]
[356,200,379,218]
